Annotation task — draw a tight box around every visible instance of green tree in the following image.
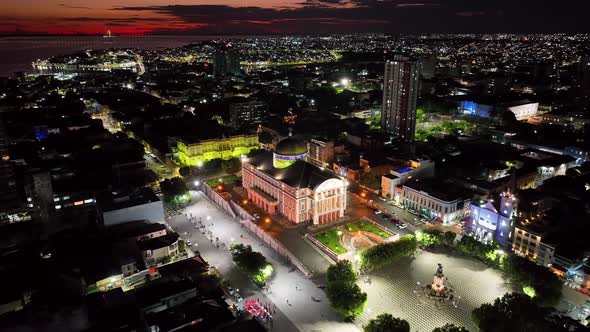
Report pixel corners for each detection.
[221,158,241,174]
[472,292,571,332]
[433,324,470,332]
[160,177,189,201]
[178,239,186,253]
[442,231,457,246]
[360,235,417,272]
[501,255,562,306]
[327,260,356,285]
[325,259,367,319]
[360,173,381,191]
[365,313,410,332]
[370,113,381,129]
[247,149,265,158]
[179,166,191,177]
[230,243,272,284]
[326,281,367,319]
[416,229,443,247]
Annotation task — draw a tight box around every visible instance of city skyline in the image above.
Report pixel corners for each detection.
[1,0,589,35]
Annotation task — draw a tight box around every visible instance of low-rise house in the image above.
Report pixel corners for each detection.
[138,233,180,266]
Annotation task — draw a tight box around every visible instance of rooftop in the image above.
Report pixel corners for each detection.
[97,187,160,213]
[245,151,340,189]
[274,136,307,156]
[108,220,166,240]
[403,178,471,202]
[138,233,179,251]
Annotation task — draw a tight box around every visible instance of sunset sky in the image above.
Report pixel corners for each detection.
[0,0,587,35]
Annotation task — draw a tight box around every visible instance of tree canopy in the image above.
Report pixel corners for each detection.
[365,313,410,332]
[221,158,241,174]
[325,259,367,319]
[359,235,417,272]
[327,260,357,285]
[472,292,577,332]
[432,324,470,332]
[230,243,272,285]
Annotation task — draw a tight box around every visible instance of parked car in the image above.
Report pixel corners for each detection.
[186,240,192,246]
[378,196,386,201]
[398,223,407,229]
[235,294,243,302]
[391,219,400,225]
[253,213,261,219]
[374,210,383,215]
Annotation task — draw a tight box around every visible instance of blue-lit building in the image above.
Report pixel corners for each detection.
[467,192,516,248]
[460,100,494,118]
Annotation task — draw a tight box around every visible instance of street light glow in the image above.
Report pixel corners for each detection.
[262,264,273,277]
[194,180,200,186]
[197,161,203,168]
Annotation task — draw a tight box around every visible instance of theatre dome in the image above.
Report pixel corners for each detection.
[273,137,307,168]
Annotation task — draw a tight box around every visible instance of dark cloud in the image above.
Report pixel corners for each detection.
[455,11,486,17]
[58,3,92,10]
[57,16,170,23]
[113,1,588,34]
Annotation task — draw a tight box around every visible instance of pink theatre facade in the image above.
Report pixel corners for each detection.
[242,162,347,225]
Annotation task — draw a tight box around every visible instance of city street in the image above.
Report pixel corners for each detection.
[167,191,359,332]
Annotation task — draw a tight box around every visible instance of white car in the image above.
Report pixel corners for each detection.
[374,210,383,215]
[186,240,192,246]
[253,214,261,219]
[398,223,407,229]
[378,196,386,201]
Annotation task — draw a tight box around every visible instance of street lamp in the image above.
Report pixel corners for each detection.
[194,180,200,186]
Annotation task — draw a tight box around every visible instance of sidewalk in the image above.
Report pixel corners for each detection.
[169,191,359,332]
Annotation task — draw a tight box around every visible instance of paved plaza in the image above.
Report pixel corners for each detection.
[356,250,514,331]
[168,191,359,332]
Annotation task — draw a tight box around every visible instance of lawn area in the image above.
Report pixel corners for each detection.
[207,175,241,187]
[347,221,391,239]
[314,229,347,255]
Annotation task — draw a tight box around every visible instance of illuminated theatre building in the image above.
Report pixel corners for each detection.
[242,137,347,225]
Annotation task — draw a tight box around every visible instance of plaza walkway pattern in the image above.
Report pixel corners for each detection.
[356,251,514,332]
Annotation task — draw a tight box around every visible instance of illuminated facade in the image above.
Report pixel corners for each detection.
[400,179,469,224]
[512,226,555,267]
[467,192,516,247]
[242,138,347,225]
[177,134,258,166]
